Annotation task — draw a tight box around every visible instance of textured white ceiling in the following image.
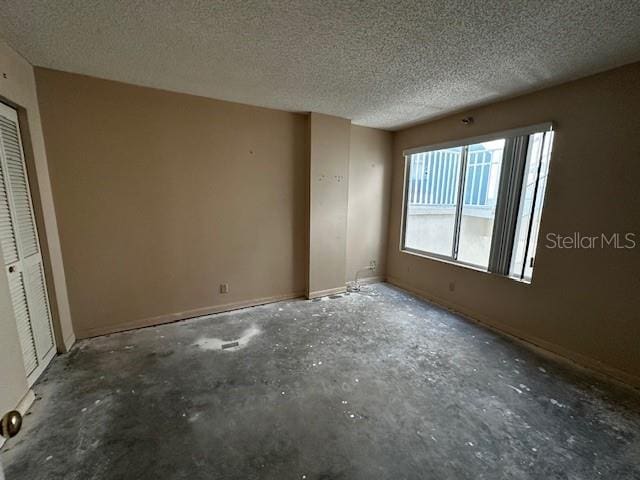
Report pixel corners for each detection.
[1,1,640,129]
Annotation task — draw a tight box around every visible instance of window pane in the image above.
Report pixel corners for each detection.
[457,139,505,268]
[404,146,463,257]
[510,131,554,281]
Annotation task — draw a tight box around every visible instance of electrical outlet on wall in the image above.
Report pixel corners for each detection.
[220,283,229,294]
[369,260,377,271]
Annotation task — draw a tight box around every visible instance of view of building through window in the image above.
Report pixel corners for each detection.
[404,146,462,257]
[457,140,505,267]
[404,140,505,268]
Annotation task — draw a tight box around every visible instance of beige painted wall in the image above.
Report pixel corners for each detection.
[35,68,308,338]
[346,125,392,283]
[387,63,640,385]
[308,113,351,297]
[0,41,75,413]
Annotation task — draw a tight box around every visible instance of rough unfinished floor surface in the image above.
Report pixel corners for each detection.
[2,284,640,479]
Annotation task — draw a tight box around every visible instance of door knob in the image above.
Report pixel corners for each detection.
[1,410,22,439]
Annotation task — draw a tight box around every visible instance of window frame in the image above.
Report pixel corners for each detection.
[400,122,554,281]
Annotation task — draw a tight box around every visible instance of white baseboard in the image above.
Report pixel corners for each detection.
[15,390,34,417]
[60,333,76,353]
[307,286,347,299]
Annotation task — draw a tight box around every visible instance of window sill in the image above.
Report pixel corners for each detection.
[400,248,489,273]
[400,248,532,284]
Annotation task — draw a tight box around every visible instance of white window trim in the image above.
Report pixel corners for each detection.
[402,122,553,156]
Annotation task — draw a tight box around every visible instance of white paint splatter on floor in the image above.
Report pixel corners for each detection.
[550,398,568,408]
[193,326,261,351]
[508,385,523,394]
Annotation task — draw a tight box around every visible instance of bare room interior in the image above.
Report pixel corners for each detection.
[0,2,639,479]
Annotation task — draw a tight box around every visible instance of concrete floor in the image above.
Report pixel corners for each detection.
[2,283,640,479]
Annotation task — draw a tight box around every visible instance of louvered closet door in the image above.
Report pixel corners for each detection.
[0,102,55,386]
